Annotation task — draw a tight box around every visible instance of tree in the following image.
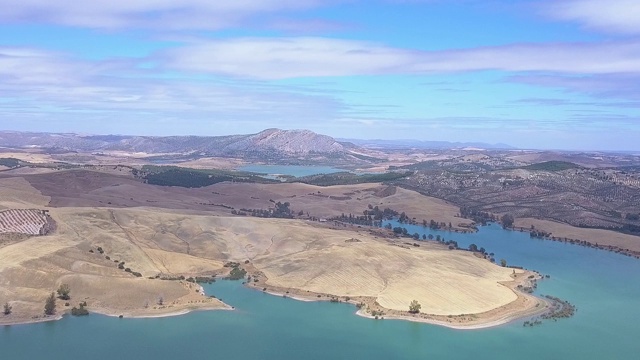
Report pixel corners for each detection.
[71,303,89,316]
[44,292,56,315]
[57,283,71,300]
[228,266,247,280]
[409,300,421,314]
[500,259,507,267]
[469,243,478,252]
[501,214,515,228]
[3,302,12,315]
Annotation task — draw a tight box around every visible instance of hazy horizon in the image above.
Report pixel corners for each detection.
[1,1,639,151]
[3,127,640,153]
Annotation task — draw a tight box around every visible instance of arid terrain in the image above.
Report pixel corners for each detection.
[0,167,542,328]
[1,129,638,328]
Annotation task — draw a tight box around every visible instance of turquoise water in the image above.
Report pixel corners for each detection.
[2,224,640,359]
[238,165,348,177]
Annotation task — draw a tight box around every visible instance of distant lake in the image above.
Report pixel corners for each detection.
[238,165,348,177]
[2,224,639,359]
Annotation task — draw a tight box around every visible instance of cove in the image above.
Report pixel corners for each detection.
[1,224,639,359]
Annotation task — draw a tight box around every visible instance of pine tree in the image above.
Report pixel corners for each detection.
[3,302,12,315]
[44,292,56,315]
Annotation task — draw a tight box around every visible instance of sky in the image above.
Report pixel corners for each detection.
[0,0,639,151]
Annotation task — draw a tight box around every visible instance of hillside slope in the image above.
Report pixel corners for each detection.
[0,129,375,163]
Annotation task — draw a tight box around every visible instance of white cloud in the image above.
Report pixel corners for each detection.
[548,0,640,34]
[160,38,417,79]
[0,47,345,125]
[159,37,640,79]
[0,48,85,85]
[413,41,640,74]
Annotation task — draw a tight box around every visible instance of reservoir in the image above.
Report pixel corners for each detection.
[238,165,348,178]
[1,223,639,359]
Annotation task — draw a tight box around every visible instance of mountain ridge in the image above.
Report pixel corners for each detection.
[339,138,515,150]
[0,129,365,162]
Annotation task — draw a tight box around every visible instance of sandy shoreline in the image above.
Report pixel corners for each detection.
[253,269,549,330]
[0,283,232,326]
[264,287,541,330]
[1,299,234,326]
[98,303,234,320]
[2,278,546,329]
[353,300,548,330]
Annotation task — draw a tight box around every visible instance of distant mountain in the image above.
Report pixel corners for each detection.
[339,138,515,150]
[0,129,375,163]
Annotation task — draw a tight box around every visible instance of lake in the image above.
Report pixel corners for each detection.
[238,165,348,178]
[1,223,639,359]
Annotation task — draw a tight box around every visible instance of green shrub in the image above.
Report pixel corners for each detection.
[57,284,71,300]
[71,303,89,316]
[227,267,247,280]
[409,300,421,314]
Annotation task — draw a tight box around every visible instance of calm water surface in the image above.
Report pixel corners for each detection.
[238,165,348,177]
[2,224,639,359]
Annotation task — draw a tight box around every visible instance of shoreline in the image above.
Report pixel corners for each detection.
[510,223,640,260]
[352,292,549,330]
[2,279,546,329]
[0,314,63,327]
[1,299,234,327]
[97,303,234,320]
[260,287,547,330]
[249,272,549,330]
[355,309,512,330]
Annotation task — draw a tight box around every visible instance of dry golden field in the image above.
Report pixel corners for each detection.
[14,169,472,229]
[515,218,640,253]
[208,182,472,229]
[0,170,536,327]
[256,240,521,315]
[0,177,50,210]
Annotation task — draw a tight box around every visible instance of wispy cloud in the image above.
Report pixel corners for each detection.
[267,18,353,34]
[159,37,417,79]
[159,37,640,79]
[509,74,640,103]
[0,0,333,30]
[0,46,346,132]
[547,0,640,34]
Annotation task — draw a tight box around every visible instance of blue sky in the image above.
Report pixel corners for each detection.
[0,0,639,151]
